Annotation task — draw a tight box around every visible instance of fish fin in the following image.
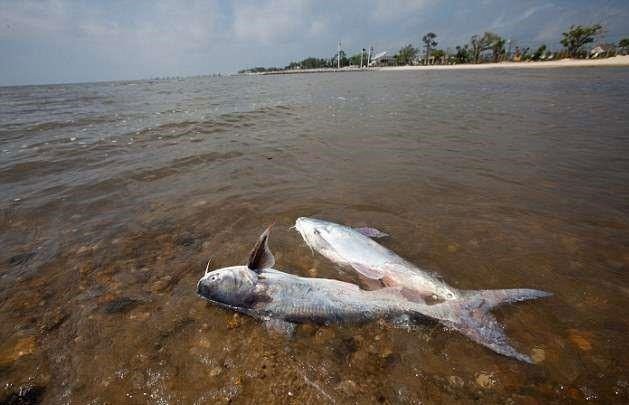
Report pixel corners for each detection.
[264,319,296,336]
[357,275,386,291]
[247,224,275,273]
[461,288,553,308]
[349,262,384,280]
[399,287,442,303]
[354,227,389,238]
[433,289,551,363]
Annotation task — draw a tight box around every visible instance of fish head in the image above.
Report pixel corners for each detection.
[197,265,257,307]
[294,217,347,254]
[295,217,332,247]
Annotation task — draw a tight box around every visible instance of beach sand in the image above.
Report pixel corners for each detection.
[256,55,629,75]
[382,55,629,71]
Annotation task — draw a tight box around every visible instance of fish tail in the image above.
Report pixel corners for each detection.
[434,288,552,363]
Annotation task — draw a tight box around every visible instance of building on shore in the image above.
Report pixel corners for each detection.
[369,52,396,67]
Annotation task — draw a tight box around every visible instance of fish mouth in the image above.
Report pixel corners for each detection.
[197,294,255,318]
[293,224,315,255]
[196,293,231,308]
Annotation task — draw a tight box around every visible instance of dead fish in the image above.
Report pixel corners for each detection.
[197,225,483,340]
[294,217,552,363]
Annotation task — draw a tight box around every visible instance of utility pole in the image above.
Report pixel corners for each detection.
[337,41,341,69]
[361,48,365,68]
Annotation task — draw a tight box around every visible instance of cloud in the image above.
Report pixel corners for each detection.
[1,0,224,49]
[0,0,72,38]
[370,0,431,22]
[231,0,331,45]
[489,3,554,31]
[231,0,306,44]
[1,0,628,85]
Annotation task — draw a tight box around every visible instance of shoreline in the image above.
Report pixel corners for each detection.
[253,55,629,75]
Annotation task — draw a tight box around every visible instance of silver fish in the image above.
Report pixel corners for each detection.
[197,225,470,337]
[294,217,552,363]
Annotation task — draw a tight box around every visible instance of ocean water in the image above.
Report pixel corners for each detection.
[1,68,629,403]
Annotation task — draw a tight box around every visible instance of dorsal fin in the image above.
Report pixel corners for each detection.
[247,224,275,272]
[354,227,389,238]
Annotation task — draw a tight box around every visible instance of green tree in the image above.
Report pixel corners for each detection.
[532,44,547,61]
[431,49,446,62]
[339,50,349,67]
[285,57,332,70]
[619,38,629,53]
[469,35,484,63]
[455,45,470,63]
[329,51,349,67]
[349,51,368,66]
[395,44,418,65]
[422,32,438,63]
[486,32,506,62]
[560,24,603,57]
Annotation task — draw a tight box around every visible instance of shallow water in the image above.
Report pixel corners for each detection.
[1,69,629,403]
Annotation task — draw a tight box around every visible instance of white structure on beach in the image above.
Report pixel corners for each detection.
[369,51,390,66]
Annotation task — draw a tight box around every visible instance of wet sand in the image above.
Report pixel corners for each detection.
[1,69,629,403]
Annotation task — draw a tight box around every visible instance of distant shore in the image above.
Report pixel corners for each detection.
[252,55,629,75]
[384,55,629,71]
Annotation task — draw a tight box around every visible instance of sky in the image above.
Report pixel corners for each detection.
[1,0,628,86]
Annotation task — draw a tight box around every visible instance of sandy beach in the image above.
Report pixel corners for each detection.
[383,55,629,71]
[255,55,629,75]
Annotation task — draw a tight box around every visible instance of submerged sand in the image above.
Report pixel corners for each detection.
[2,69,629,403]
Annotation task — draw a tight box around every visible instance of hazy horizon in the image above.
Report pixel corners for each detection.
[1,0,628,86]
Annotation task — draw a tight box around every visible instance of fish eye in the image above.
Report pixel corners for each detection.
[314,229,320,235]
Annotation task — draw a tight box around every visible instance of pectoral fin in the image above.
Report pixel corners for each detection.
[247,224,275,272]
[354,227,389,238]
[349,262,385,280]
[264,319,296,336]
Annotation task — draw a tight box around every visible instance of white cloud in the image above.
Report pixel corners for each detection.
[1,0,223,49]
[489,3,554,31]
[0,0,72,38]
[231,0,316,44]
[2,0,629,85]
[370,0,431,22]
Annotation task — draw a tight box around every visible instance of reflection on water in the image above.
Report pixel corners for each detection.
[1,69,629,403]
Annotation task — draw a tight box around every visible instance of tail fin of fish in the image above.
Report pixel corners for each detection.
[436,289,552,363]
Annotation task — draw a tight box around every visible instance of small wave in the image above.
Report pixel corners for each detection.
[129,151,244,183]
[129,105,296,141]
[7,115,120,134]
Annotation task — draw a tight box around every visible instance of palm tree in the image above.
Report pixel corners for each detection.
[422,32,438,64]
[469,35,483,64]
[560,24,603,57]
[620,38,629,54]
[482,32,506,62]
[395,44,418,65]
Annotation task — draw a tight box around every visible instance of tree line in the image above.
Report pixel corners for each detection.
[238,51,365,73]
[401,24,626,65]
[239,24,628,73]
